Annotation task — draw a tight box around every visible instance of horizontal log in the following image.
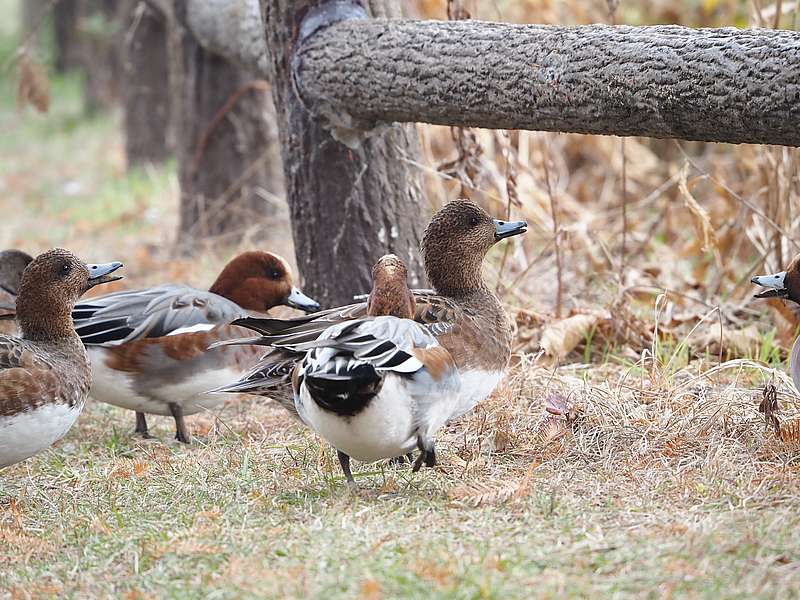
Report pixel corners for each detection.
[293,18,800,146]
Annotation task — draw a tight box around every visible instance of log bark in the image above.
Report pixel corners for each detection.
[263,0,428,308]
[120,0,171,167]
[174,10,284,252]
[293,20,800,147]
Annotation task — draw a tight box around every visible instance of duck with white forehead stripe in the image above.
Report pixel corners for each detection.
[752,255,800,394]
[72,251,319,443]
[213,201,527,484]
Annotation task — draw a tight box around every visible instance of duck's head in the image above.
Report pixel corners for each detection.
[752,255,800,305]
[367,254,415,319]
[209,251,320,313]
[421,200,527,296]
[17,248,123,340]
[0,249,33,296]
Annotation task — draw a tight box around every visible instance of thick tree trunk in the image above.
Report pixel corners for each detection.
[293,20,800,147]
[120,0,171,167]
[53,0,82,73]
[263,0,428,308]
[77,0,121,114]
[174,21,284,252]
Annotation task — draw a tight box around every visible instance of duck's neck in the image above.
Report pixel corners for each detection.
[16,294,75,341]
[424,252,485,299]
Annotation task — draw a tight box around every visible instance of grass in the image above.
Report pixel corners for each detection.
[3,0,800,597]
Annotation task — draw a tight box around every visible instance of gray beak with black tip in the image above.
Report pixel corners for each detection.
[494,218,528,241]
[285,286,321,312]
[87,261,124,289]
[751,271,788,299]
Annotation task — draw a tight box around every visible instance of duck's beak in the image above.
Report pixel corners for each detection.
[752,271,788,299]
[285,286,321,312]
[87,261,124,288]
[494,219,528,241]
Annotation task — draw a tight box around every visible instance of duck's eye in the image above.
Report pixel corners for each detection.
[270,270,281,280]
[468,216,480,227]
[61,263,71,276]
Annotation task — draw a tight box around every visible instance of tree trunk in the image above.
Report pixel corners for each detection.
[174,16,284,253]
[77,0,121,114]
[53,0,82,73]
[120,0,171,167]
[293,20,800,147]
[263,0,428,308]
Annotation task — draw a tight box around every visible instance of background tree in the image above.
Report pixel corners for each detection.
[169,2,285,254]
[119,0,171,167]
[262,0,429,307]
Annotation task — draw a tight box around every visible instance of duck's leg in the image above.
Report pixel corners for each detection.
[389,453,414,466]
[168,403,192,444]
[134,412,151,437]
[337,450,356,488]
[412,438,436,473]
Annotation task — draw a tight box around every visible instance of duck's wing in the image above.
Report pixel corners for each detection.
[213,292,463,394]
[231,291,461,344]
[0,337,73,416]
[72,285,247,346]
[297,317,459,423]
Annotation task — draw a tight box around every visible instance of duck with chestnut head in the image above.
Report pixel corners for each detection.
[72,251,319,443]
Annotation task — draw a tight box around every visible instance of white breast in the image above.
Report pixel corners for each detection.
[297,376,418,463]
[451,370,504,418]
[0,402,82,468]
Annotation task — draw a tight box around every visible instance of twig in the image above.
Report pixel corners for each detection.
[540,137,562,318]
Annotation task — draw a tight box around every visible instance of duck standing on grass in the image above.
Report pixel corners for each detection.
[752,255,800,390]
[214,200,527,485]
[72,251,320,444]
[0,248,123,468]
[0,250,33,333]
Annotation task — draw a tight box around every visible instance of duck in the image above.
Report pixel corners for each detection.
[0,248,122,468]
[752,255,800,390]
[0,249,33,333]
[214,200,527,483]
[290,254,462,485]
[72,251,320,443]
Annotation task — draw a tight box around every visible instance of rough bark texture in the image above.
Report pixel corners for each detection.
[263,0,428,308]
[174,19,284,252]
[120,0,171,167]
[293,20,800,147]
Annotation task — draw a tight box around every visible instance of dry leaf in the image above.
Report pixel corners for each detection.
[16,52,49,114]
[678,162,717,255]
[540,313,600,361]
[692,324,762,359]
[759,384,780,436]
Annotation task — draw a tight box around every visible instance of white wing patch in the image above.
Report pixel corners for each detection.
[166,323,217,336]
